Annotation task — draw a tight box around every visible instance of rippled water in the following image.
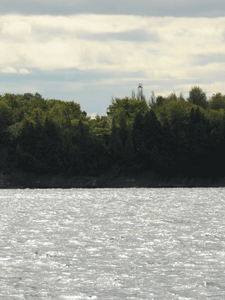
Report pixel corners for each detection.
[0,188,225,299]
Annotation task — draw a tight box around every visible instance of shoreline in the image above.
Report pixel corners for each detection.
[0,171,225,189]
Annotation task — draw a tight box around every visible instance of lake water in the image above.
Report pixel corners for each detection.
[0,188,225,299]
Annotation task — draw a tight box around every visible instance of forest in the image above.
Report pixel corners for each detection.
[0,86,225,179]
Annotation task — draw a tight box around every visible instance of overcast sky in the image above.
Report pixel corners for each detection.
[1,0,225,116]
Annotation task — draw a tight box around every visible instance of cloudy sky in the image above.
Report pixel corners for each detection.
[1,1,225,116]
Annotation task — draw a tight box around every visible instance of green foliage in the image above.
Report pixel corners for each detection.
[156,96,164,106]
[166,99,191,134]
[209,93,225,110]
[89,115,110,136]
[187,86,208,109]
[0,101,12,143]
[1,87,225,179]
[132,111,144,151]
[124,133,134,163]
[109,118,122,160]
[108,96,148,128]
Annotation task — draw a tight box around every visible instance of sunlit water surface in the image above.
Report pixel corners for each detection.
[0,188,225,299]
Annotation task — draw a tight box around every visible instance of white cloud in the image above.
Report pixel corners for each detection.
[1,14,225,107]
[88,113,98,119]
[2,18,32,37]
[0,66,31,74]
[1,66,17,73]
[0,15,224,75]
[18,68,31,74]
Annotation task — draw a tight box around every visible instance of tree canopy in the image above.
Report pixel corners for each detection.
[1,87,225,179]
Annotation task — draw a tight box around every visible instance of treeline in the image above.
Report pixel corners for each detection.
[1,87,225,178]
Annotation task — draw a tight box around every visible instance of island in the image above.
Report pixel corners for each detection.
[1,87,225,188]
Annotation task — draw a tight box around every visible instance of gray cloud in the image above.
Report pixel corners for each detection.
[75,29,159,42]
[192,54,225,66]
[2,0,225,17]
[1,14,225,115]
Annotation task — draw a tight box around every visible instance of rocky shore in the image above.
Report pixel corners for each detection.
[0,170,224,188]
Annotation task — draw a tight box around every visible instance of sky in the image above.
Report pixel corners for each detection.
[1,1,225,116]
